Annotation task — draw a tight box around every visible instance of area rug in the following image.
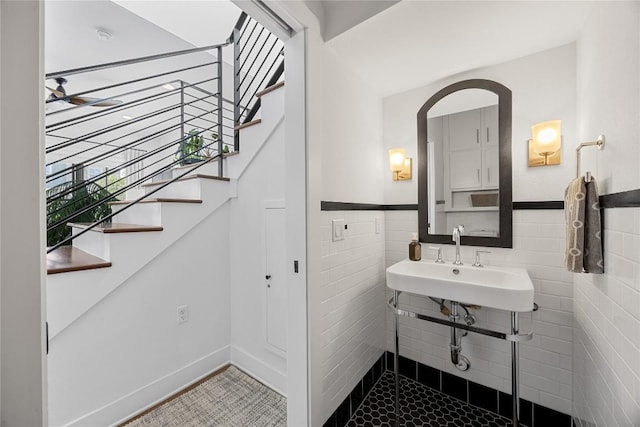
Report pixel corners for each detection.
[123,366,287,427]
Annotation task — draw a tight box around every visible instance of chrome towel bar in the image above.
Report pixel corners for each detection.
[576,134,605,181]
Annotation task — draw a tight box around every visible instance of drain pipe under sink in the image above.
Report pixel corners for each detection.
[449,301,470,371]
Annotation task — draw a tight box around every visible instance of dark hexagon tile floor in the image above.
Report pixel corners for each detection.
[347,371,522,427]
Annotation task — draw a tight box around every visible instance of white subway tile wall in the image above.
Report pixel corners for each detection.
[385,210,573,415]
[573,208,640,427]
[320,211,387,419]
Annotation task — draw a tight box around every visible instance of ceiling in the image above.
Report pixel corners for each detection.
[45,0,239,78]
[304,0,401,40]
[112,0,241,64]
[327,1,594,97]
[45,0,595,107]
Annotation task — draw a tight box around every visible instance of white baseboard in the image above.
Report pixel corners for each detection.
[230,345,287,396]
[64,346,231,427]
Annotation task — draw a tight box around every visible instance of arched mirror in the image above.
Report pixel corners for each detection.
[417,79,512,248]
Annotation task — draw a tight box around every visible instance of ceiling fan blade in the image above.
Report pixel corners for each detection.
[46,86,65,98]
[69,96,123,107]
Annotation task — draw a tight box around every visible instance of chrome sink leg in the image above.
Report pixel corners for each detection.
[449,302,460,365]
[394,290,400,427]
[511,311,520,427]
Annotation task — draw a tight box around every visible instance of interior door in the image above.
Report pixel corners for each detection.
[265,207,287,353]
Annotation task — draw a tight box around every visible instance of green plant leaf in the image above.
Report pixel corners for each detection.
[46,181,114,247]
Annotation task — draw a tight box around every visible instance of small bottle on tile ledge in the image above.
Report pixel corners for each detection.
[409,232,421,261]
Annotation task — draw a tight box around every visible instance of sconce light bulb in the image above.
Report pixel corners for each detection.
[537,128,557,145]
[531,120,562,158]
[390,153,404,167]
[388,148,407,172]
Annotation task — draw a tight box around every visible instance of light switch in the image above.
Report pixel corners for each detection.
[375,217,381,234]
[332,219,345,242]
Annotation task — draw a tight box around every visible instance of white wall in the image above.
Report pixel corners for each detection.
[229,93,287,393]
[382,43,578,204]
[321,46,385,204]
[319,210,386,420]
[386,210,574,415]
[573,2,640,426]
[0,1,48,425]
[573,210,640,426]
[305,25,387,426]
[47,206,231,426]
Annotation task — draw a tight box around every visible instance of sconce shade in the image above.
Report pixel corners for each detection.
[529,120,562,166]
[388,148,406,172]
[388,148,411,181]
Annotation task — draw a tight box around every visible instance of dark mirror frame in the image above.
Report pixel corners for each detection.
[417,79,513,248]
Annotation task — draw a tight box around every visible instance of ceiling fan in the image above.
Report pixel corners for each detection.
[46,77,123,107]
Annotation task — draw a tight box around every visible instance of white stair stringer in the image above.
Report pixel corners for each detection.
[47,179,230,340]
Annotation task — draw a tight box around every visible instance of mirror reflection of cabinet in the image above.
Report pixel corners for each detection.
[439,105,498,211]
[448,106,498,190]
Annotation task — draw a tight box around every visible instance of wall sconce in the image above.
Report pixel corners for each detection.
[388,148,412,181]
[528,120,562,167]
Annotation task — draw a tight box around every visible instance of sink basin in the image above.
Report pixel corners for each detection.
[386,259,534,312]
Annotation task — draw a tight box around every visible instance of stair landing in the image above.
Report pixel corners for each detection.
[47,246,112,275]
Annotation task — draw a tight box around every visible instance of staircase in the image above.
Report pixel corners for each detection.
[47,81,285,426]
[45,10,282,270]
[47,80,284,338]
[45,12,287,425]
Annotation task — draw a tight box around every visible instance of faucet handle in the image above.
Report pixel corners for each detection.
[428,246,445,263]
[452,224,465,239]
[472,250,491,267]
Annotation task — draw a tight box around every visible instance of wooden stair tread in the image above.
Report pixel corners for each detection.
[109,198,203,206]
[68,223,164,233]
[47,246,112,275]
[256,81,284,98]
[234,119,261,131]
[142,174,230,188]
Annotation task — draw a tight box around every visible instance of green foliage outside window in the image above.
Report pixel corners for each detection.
[47,181,114,247]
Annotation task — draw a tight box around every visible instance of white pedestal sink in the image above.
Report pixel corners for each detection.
[386,259,534,312]
[386,258,535,427]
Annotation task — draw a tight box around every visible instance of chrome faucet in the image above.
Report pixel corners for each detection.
[452,224,465,265]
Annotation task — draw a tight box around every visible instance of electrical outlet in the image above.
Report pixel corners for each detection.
[177,305,189,325]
